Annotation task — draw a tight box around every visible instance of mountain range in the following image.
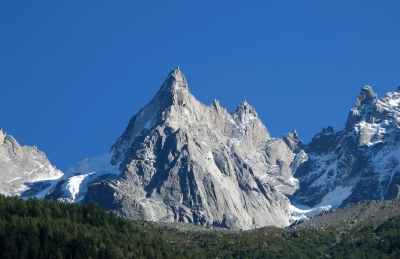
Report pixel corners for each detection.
[1,67,399,230]
[291,85,400,208]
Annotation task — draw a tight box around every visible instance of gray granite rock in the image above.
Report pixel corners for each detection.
[283,129,303,152]
[81,68,295,229]
[0,128,62,197]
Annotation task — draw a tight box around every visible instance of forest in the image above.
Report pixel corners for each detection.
[1,195,400,258]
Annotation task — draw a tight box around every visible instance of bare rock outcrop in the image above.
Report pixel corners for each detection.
[0,128,63,197]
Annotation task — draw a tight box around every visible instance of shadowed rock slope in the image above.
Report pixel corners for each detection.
[291,86,400,208]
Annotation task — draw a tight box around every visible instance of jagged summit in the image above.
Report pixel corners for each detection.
[345,85,379,129]
[230,100,270,150]
[155,66,191,107]
[110,68,196,165]
[355,85,378,108]
[3,66,400,230]
[345,85,400,130]
[292,85,400,208]
[231,100,260,128]
[234,100,258,118]
[76,67,293,229]
[283,129,303,152]
[161,66,189,92]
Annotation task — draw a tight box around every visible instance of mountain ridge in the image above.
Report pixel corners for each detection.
[1,68,399,230]
[42,67,296,230]
[291,85,400,209]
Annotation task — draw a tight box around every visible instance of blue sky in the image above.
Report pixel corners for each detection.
[1,1,399,171]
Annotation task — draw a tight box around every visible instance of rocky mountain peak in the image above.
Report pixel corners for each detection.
[283,129,303,152]
[235,100,258,116]
[1,133,23,157]
[345,86,378,129]
[161,66,189,93]
[110,68,197,165]
[157,66,193,109]
[231,100,259,125]
[74,68,293,229]
[355,85,378,108]
[292,84,400,209]
[3,65,400,231]
[321,126,334,134]
[212,99,227,115]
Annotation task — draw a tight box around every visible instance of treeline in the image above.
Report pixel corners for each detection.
[0,195,201,259]
[135,216,400,259]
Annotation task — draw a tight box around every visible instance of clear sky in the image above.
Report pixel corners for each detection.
[1,1,399,171]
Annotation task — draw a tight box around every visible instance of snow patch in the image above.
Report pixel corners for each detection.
[388,98,400,107]
[57,153,121,202]
[65,153,120,177]
[316,186,353,208]
[290,204,332,223]
[289,186,352,223]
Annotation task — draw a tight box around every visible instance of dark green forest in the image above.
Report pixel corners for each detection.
[0,195,198,259]
[1,195,400,259]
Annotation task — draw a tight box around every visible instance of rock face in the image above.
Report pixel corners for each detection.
[5,67,398,229]
[291,86,400,208]
[283,129,303,152]
[0,129,63,197]
[50,67,297,229]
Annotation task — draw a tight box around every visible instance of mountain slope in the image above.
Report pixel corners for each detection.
[0,129,62,197]
[290,199,400,235]
[291,86,400,208]
[5,68,399,230]
[49,67,297,229]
